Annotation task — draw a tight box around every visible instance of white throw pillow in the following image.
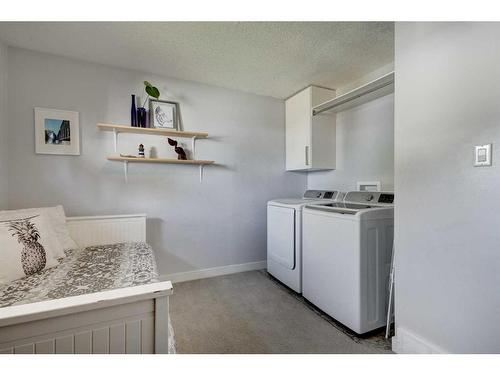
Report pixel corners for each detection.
[0,206,78,257]
[0,211,61,284]
[47,206,78,252]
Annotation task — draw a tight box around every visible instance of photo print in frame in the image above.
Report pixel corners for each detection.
[34,107,80,155]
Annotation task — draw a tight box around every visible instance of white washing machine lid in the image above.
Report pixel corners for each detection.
[304,191,394,218]
[268,190,343,209]
[268,198,326,209]
[304,202,389,215]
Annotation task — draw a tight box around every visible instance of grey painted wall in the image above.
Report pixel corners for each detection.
[0,41,7,209]
[6,47,306,275]
[307,93,394,192]
[395,22,500,353]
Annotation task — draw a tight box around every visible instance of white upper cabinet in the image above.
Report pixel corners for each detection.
[285,86,336,171]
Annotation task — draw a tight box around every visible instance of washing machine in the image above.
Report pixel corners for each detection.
[267,190,343,293]
[302,191,394,334]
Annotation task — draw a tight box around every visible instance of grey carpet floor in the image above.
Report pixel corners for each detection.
[169,270,392,354]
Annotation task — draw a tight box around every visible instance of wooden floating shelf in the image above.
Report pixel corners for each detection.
[98,122,213,183]
[98,123,208,138]
[107,156,214,165]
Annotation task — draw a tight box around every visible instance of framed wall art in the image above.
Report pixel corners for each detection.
[149,99,179,130]
[34,107,80,155]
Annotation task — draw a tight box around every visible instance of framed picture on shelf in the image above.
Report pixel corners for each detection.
[34,107,80,155]
[149,99,179,130]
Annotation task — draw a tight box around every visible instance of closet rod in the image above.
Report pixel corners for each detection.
[313,71,394,116]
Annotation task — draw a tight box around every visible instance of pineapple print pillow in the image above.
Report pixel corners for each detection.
[0,205,78,258]
[0,212,61,284]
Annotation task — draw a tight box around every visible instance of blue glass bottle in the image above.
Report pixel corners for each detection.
[131,94,137,127]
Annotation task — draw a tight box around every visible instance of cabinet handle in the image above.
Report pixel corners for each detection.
[305,145,309,166]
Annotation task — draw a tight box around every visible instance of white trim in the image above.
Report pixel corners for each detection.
[66,213,147,222]
[392,327,448,354]
[161,261,267,284]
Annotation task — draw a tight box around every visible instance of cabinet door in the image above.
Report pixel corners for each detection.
[285,88,311,171]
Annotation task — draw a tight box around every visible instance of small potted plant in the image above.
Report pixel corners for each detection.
[133,81,160,128]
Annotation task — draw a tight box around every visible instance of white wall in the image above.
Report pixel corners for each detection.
[6,47,306,276]
[335,62,394,96]
[307,93,394,192]
[394,22,500,353]
[0,40,7,209]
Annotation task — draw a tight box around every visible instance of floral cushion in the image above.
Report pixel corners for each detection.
[0,242,158,308]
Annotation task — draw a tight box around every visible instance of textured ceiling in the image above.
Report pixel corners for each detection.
[0,22,394,99]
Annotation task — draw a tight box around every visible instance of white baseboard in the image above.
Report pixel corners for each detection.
[392,327,448,354]
[160,261,267,284]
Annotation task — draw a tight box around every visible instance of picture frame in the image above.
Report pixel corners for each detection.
[34,107,80,155]
[149,99,179,130]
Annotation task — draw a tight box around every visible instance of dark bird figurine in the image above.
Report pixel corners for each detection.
[167,138,187,160]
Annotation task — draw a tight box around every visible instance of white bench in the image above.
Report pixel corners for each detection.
[0,214,173,354]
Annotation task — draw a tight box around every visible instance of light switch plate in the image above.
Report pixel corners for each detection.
[474,143,492,167]
[357,181,381,192]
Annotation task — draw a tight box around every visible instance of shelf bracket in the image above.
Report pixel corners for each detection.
[113,129,118,153]
[191,136,197,160]
[199,164,204,183]
[123,160,128,183]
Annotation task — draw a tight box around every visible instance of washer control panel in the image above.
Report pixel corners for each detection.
[378,193,394,204]
[344,191,395,205]
[303,190,340,200]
